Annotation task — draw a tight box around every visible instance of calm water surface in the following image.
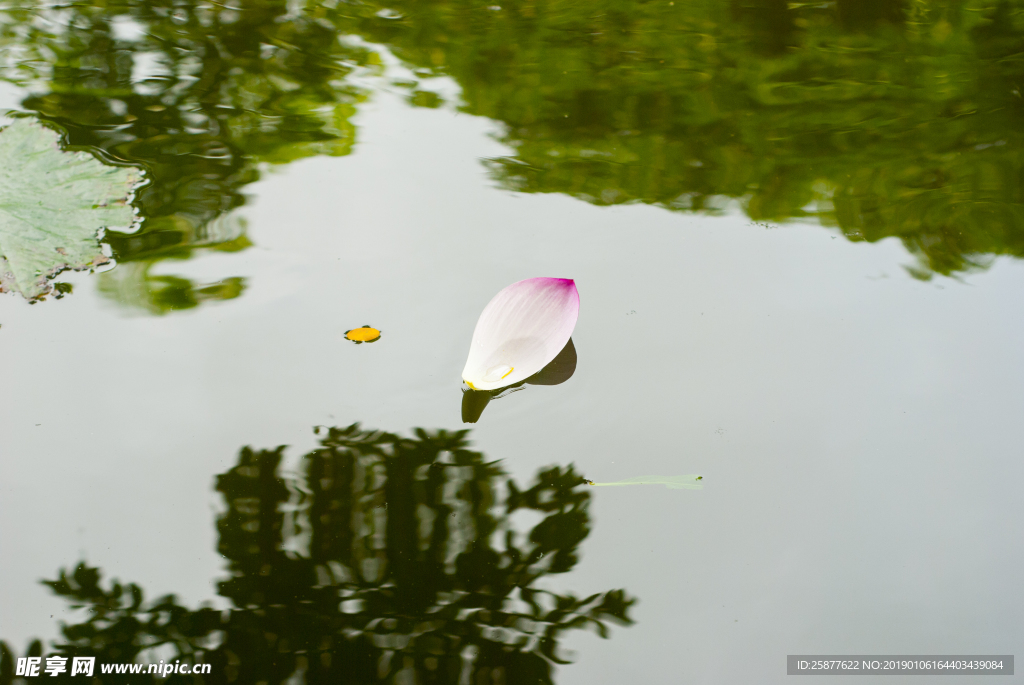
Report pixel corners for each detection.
[1,1,1023,683]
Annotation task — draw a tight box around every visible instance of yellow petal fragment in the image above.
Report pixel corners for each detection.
[345,326,381,343]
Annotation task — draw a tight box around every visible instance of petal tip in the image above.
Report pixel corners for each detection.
[532,276,577,296]
[556,277,577,291]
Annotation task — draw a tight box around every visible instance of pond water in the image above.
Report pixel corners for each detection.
[1,1,1023,683]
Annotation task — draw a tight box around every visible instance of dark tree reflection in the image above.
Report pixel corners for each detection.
[0,424,633,684]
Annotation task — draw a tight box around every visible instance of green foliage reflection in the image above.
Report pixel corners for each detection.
[0,424,633,684]
[4,0,1023,281]
[351,0,1024,276]
[0,0,375,309]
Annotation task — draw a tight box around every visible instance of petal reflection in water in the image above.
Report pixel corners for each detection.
[462,338,577,423]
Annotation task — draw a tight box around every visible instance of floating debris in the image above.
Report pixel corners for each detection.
[585,475,703,490]
[345,325,381,344]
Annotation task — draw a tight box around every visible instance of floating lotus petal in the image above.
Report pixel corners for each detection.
[462,277,579,391]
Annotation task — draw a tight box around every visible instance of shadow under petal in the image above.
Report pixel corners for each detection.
[462,338,577,423]
[525,337,576,386]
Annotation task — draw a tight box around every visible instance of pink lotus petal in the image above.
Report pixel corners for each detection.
[462,277,580,391]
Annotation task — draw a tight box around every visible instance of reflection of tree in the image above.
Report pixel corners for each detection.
[96,213,250,314]
[8,1,1014,280]
[351,0,1024,277]
[0,425,633,684]
[0,0,375,309]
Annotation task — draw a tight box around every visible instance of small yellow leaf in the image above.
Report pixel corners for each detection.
[345,325,380,344]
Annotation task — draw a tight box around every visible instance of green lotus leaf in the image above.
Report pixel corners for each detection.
[0,118,143,301]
